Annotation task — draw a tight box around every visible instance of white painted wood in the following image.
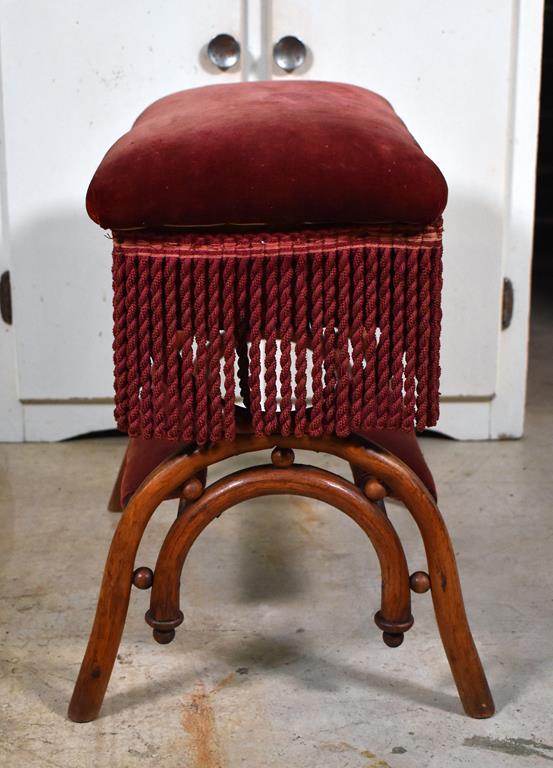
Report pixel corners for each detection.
[244,0,270,80]
[430,401,492,442]
[490,0,544,438]
[0,47,23,441]
[0,236,23,441]
[22,403,116,442]
[0,0,242,407]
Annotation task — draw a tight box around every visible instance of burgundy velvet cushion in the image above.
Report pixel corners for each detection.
[87,81,447,231]
[120,429,436,509]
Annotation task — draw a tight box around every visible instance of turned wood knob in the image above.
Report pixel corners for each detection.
[410,571,431,593]
[182,477,204,501]
[271,447,295,467]
[132,567,153,590]
[363,478,387,501]
[153,629,175,645]
[383,632,404,648]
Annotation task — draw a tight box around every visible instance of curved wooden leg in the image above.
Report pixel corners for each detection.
[348,447,495,719]
[68,450,202,722]
[147,456,413,648]
[293,436,493,718]
[401,486,495,718]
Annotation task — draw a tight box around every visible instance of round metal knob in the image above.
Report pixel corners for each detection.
[273,36,307,73]
[207,34,241,71]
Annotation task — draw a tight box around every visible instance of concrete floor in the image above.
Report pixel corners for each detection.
[1,294,552,767]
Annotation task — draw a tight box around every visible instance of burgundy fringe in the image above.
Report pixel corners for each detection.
[111,224,443,443]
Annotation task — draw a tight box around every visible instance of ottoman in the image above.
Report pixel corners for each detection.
[68,81,493,722]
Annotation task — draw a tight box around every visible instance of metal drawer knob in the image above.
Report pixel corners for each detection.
[207,34,241,71]
[273,36,307,72]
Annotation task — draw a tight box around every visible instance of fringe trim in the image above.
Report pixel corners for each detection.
[111,224,443,443]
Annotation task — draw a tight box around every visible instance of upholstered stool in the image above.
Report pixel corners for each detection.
[68,81,494,722]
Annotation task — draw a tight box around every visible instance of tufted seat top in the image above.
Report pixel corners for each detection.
[86,80,447,232]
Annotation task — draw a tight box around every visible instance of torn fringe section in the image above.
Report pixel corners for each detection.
[111,224,443,443]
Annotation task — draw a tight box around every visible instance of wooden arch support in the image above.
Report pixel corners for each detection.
[145,462,413,646]
[68,433,494,722]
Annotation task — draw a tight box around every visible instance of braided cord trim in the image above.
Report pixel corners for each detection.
[112,248,129,431]
[193,258,208,443]
[322,249,337,433]
[279,256,294,436]
[207,257,223,441]
[222,257,237,440]
[415,249,431,430]
[376,248,392,429]
[263,255,279,435]
[293,252,309,436]
[248,256,264,436]
[389,249,407,429]
[111,224,442,442]
[361,246,378,430]
[350,247,365,430]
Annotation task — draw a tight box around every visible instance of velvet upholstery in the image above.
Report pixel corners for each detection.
[120,428,437,509]
[87,81,447,231]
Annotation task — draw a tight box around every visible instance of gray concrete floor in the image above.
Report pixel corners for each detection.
[1,292,552,768]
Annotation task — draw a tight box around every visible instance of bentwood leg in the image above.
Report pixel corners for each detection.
[68,454,195,722]
[359,448,495,718]
[403,487,495,717]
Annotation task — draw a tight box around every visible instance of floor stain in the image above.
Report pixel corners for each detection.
[297,498,324,526]
[288,499,326,542]
[319,740,357,753]
[181,682,224,768]
[464,736,553,761]
[212,671,236,693]
[319,742,392,767]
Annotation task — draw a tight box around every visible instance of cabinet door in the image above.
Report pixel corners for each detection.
[0,0,243,438]
[269,0,542,438]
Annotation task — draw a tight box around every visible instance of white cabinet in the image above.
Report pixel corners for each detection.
[269,1,544,439]
[0,0,243,439]
[0,1,543,440]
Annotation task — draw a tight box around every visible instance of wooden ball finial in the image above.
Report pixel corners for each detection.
[363,478,387,501]
[182,477,204,501]
[383,632,404,648]
[271,447,295,467]
[153,629,175,645]
[132,567,153,590]
[410,571,431,593]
